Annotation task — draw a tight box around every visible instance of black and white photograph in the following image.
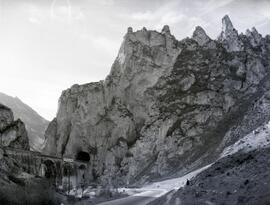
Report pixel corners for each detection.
[0,0,270,204]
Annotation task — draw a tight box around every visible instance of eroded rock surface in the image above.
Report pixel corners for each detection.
[44,15,270,186]
[0,104,29,150]
[218,15,243,52]
[0,92,49,151]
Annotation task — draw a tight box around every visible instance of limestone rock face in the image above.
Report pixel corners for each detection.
[0,104,29,150]
[43,118,57,155]
[44,16,270,185]
[161,25,171,34]
[0,104,13,130]
[192,26,212,47]
[0,92,49,151]
[218,15,243,52]
[246,27,263,47]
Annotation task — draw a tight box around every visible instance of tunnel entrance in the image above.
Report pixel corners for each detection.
[76,151,90,162]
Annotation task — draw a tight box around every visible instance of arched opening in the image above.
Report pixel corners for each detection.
[62,163,73,193]
[63,163,72,176]
[79,164,86,170]
[43,160,56,179]
[76,151,90,162]
[78,164,86,180]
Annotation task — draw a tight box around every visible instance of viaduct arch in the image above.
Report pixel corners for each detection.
[1,146,91,190]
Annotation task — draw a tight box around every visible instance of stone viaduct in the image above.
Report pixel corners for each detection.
[1,146,91,191]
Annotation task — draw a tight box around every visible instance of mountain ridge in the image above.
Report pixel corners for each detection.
[43,15,270,187]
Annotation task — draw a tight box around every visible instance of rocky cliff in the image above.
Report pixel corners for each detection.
[0,104,29,150]
[44,15,270,186]
[0,92,48,151]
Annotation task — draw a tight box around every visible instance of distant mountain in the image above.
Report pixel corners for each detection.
[0,92,49,151]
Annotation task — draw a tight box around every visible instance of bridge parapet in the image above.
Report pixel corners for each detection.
[1,146,92,191]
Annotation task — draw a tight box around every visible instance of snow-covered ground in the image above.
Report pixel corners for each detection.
[221,121,270,158]
[117,164,212,199]
[143,164,211,191]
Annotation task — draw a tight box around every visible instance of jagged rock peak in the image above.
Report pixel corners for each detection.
[127,27,133,33]
[251,27,262,40]
[251,27,259,34]
[220,14,238,39]
[192,26,211,46]
[246,27,261,39]
[218,15,243,52]
[246,27,262,46]
[222,15,234,33]
[118,25,179,59]
[162,25,170,34]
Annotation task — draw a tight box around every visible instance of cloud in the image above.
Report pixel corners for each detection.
[20,0,85,24]
[23,4,46,24]
[131,11,155,21]
[131,10,185,25]
[257,2,270,20]
[198,0,235,15]
[28,17,41,24]
[99,0,115,6]
[79,33,119,58]
[160,13,185,25]
[50,0,72,23]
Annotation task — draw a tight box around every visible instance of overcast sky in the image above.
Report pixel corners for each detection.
[0,0,270,120]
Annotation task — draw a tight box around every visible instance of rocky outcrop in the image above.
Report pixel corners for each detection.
[218,15,243,52]
[44,15,270,185]
[246,27,263,47]
[192,26,215,48]
[0,92,48,151]
[0,104,29,150]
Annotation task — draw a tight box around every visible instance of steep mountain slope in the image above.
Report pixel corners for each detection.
[43,15,270,186]
[149,148,270,205]
[148,120,270,205]
[0,92,48,151]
